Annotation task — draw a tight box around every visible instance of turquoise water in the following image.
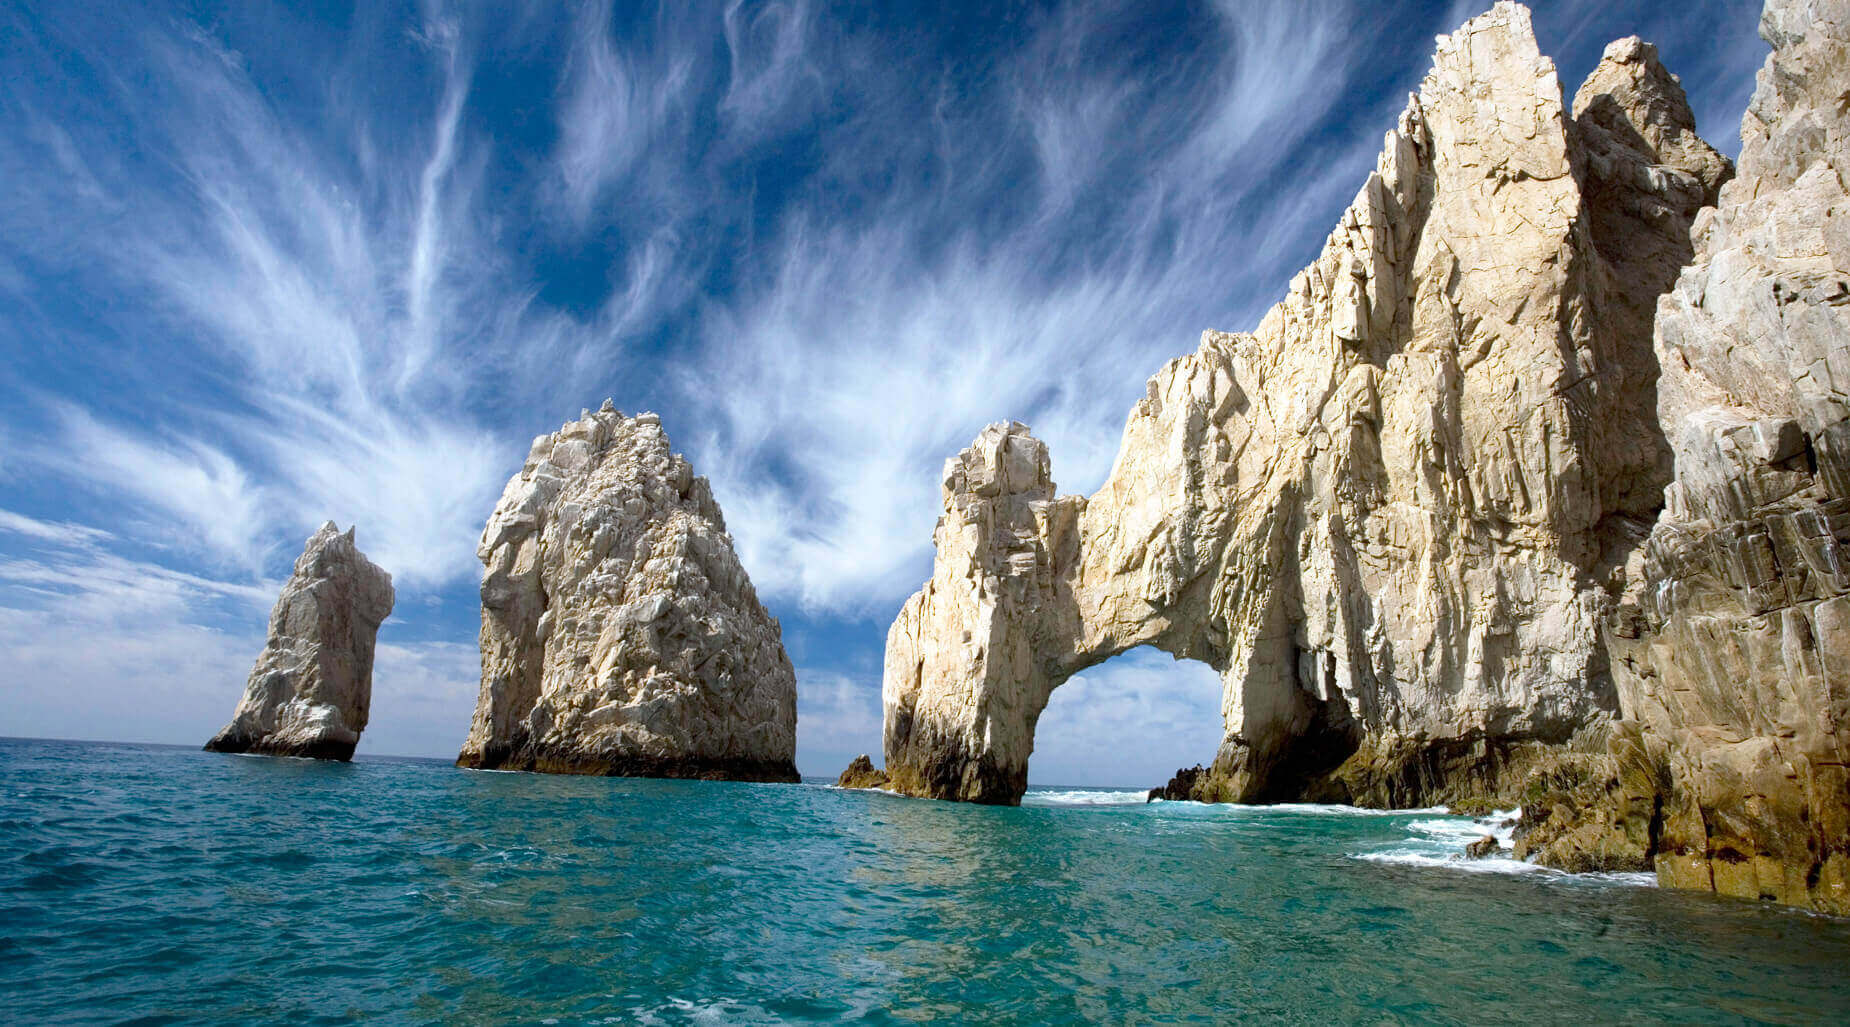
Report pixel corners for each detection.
[5,739,1850,1024]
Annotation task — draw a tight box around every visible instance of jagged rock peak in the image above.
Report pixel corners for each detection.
[1573,0,1850,912]
[457,405,799,782]
[873,2,1730,809]
[205,522,395,761]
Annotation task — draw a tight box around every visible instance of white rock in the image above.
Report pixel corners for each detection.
[875,3,1728,807]
[206,523,394,761]
[456,405,798,781]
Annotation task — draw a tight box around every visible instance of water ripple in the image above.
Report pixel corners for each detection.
[2,740,1849,1022]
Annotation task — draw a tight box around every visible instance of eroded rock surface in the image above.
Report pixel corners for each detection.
[876,4,1729,808]
[1589,0,1850,911]
[206,523,394,761]
[836,755,890,790]
[456,403,798,782]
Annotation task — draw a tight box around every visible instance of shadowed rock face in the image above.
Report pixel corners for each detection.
[872,3,1730,808]
[456,403,798,783]
[1582,0,1850,913]
[206,523,394,761]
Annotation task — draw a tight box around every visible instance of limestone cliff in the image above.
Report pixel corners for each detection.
[872,4,1730,807]
[206,522,394,761]
[456,402,798,782]
[1588,0,1850,911]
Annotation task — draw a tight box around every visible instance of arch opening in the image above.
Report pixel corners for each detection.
[1025,647,1224,791]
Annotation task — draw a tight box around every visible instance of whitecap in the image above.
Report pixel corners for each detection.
[1353,808,1655,887]
[1022,788,1150,806]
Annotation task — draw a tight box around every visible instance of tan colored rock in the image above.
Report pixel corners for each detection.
[835,754,890,790]
[874,3,1729,808]
[456,403,798,781]
[206,522,394,761]
[1595,0,1850,912]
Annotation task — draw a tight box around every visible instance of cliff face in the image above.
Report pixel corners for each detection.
[877,4,1730,807]
[206,522,394,761]
[1594,0,1850,911]
[456,402,798,782]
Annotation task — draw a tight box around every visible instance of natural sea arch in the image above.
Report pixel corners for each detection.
[878,423,1367,807]
[1025,648,1224,790]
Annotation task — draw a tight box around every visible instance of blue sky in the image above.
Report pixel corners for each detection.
[1,0,1765,784]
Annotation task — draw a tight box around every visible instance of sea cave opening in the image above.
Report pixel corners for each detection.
[1026,646,1225,793]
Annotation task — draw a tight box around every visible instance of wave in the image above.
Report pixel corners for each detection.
[1250,802,1449,817]
[1351,808,1656,886]
[1023,788,1150,806]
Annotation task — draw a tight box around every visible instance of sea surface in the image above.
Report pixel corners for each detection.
[5,739,1850,1024]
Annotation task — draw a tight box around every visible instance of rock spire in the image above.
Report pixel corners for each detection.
[206,522,395,761]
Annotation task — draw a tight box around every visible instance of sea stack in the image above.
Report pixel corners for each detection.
[205,522,395,761]
[871,3,1730,808]
[456,402,799,782]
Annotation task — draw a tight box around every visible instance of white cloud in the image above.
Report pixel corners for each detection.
[0,541,272,746]
[553,0,699,225]
[0,509,114,547]
[795,668,883,776]
[0,0,1769,764]
[679,0,1391,614]
[365,639,482,758]
[50,406,274,572]
[1030,648,1226,787]
[0,534,475,758]
[3,5,586,590]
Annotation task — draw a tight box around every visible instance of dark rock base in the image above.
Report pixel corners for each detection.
[455,744,799,783]
[204,735,357,761]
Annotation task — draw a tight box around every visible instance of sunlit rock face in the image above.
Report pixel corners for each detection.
[877,3,1730,808]
[206,523,395,761]
[457,403,798,782]
[1593,0,1850,912]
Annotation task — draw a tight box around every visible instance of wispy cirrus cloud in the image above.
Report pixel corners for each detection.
[0,0,1769,764]
[0,3,591,588]
[676,0,1401,613]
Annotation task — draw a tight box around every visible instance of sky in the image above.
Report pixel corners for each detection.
[1,0,1767,784]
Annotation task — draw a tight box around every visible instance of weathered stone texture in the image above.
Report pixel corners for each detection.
[206,522,395,761]
[456,403,798,782]
[1594,0,1850,912]
[836,754,890,790]
[876,4,1729,810]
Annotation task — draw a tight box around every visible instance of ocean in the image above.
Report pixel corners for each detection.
[4,738,1848,1024]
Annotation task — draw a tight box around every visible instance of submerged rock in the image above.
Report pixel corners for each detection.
[836,754,889,790]
[456,404,798,782]
[205,522,394,761]
[879,3,1728,808]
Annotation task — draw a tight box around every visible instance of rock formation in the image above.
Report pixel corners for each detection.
[206,522,394,761]
[1574,0,1850,911]
[836,754,889,790]
[870,4,1731,808]
[456,402,799,782]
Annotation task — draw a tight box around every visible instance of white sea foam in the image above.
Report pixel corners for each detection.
[1023,788,1150,806]
[1253,802,1450,817]
[1352,808,1656,887]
